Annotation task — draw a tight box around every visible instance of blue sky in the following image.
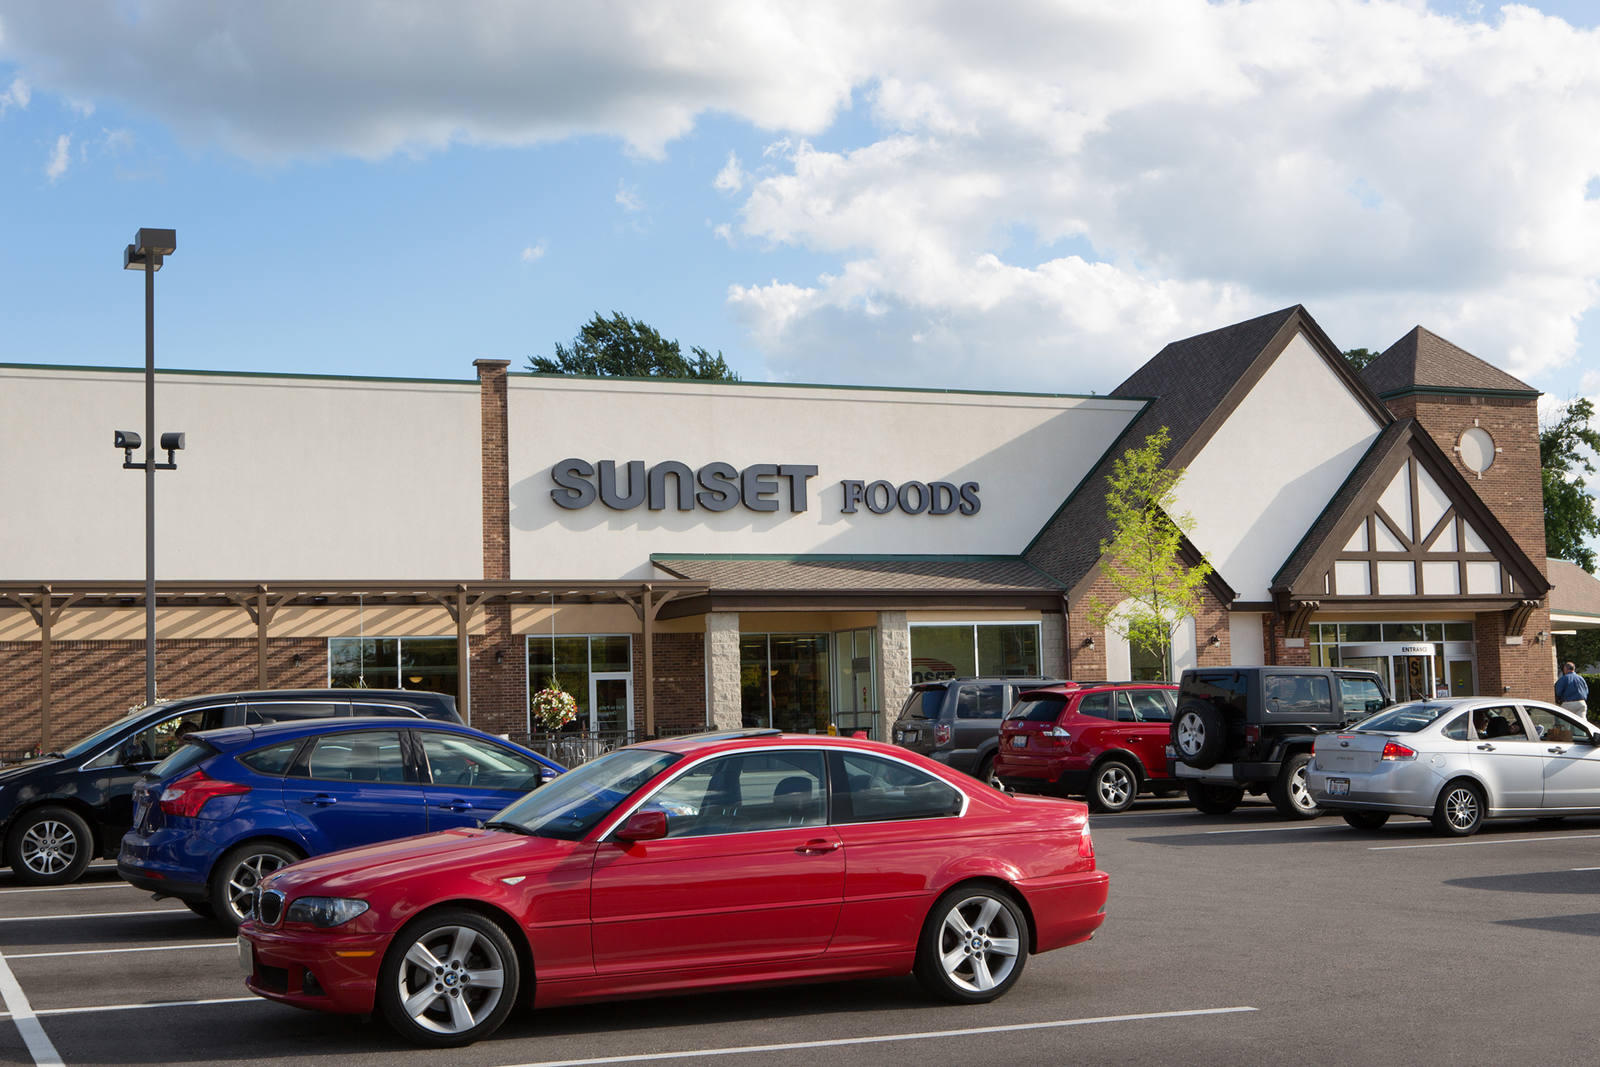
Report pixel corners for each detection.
[2,0,1599,407]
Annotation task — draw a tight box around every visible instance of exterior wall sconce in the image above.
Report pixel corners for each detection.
[1082,636,1095,650]
[292,653,303,666]
[495,650,505,665]
[1535,631,1548,644]
[1208,634,1221,646]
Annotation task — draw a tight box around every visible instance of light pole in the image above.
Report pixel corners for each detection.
[116,227,183,706]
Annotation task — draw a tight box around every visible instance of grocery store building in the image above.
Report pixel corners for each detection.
[0,305,1583,756]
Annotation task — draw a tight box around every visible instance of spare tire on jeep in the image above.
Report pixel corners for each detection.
[1172,703,1226,768]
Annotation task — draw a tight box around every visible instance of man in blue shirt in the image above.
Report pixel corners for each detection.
[1555,662,1589,716]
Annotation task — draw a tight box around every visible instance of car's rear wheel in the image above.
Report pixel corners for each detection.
[914,884,1029,1004]
[1268,753,1321,819]
[6,806,93,885]
[1185,782,1244,814]
[1088,759,1138,813]
[1341,811,1390,830]
[1432,780,1485,836]
[976,754,1002,791]
[209,841,300,928]
[378,909,521,1048]
[184,900,216,917]
[1172,705,1226,768]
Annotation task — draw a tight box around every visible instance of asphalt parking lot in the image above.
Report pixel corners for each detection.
[3,798,1597,1066]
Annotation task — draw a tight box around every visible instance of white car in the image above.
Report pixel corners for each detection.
[1307,696,1600,836]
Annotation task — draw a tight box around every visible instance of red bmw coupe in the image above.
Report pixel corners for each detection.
[238,729,1109,1047]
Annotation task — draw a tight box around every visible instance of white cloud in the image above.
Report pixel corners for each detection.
[2,2,1599,390]
[45,132,68,180]
[0,75,28,115]
[615,181,643,213]
[714,151,744,193]
[521,241,547,263]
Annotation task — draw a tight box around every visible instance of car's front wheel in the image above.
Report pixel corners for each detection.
[975,754,1003,791]
[914,884,1029,1004]
[1432,780,1485,836]
[6,806,93,885]
[1088,759,1138,813]
[378,909,521,1047]
[209,841,301,928]
[1268,753,1321,819]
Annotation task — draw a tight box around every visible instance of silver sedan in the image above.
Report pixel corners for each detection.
[1307,696,1600,836]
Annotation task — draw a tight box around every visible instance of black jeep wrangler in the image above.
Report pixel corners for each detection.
[1168,666,1389,819]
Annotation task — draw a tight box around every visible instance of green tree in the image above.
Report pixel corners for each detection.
[1343,347,1381,371]
[528,312,739,380]
[1087,427,1213,680]
[1541,397,1600,571]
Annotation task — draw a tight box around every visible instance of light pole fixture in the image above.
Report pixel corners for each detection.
[117,227,183,706]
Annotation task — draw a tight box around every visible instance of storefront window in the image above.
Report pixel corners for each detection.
[329,637,458,696]
[910,623,1041,683]
[741,634,831,733]
[1305,621,1477,697]
[527,635,633,731]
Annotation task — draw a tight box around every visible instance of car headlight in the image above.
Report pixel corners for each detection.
[284,897,370,928]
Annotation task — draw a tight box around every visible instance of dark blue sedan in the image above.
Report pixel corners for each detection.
[117,717,563,928]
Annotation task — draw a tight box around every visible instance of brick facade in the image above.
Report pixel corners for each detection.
[1065,571,1232,681]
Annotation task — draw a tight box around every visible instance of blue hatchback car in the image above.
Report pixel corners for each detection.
[118,717,563,928]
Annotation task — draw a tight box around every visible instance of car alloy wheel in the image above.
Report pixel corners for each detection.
[1089,760,1137,813]
[1433,781,1484,836]
[7,806,93,885]
[210,842,300,928]
[1269,753,1321,820]
[1174,711,1206,759]
[379,909,521,1047]
[915,885,1029,1004]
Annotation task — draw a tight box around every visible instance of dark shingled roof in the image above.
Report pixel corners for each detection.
[651,555,1063,592]
[1025,305,1364,594]
[1361,327,1537,398]
[1549,559,1600,621]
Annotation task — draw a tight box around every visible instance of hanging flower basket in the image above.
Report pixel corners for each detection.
[531,685,579,731]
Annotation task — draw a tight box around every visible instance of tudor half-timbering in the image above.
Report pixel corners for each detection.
[0,306,1586,755]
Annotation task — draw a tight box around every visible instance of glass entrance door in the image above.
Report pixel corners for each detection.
[1392,655,1435,703]
[590,674,632,737]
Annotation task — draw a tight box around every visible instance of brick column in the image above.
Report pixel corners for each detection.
[706,613,742,729]
[471,359,524,735]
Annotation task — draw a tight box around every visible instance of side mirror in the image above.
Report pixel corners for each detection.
[614,809,668,842]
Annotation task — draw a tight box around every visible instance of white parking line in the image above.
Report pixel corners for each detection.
[1571,866,1600,871]
[0,882,143,895]
[0,909,182,923]
[496,1006,1259,1067]
[7,942,233,960]
[1204,824,1343,835]
[0,947,63,1066]
[1372,833,1600,851]
[0,995,262,1019]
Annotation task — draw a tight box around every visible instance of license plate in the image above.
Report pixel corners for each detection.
[237,935,254,976]
[1164,745,1175,758]
[1011,735,1027,748]
[1328,778,1350,797]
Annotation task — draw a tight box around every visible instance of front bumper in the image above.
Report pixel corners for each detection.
[241,922,389,1015]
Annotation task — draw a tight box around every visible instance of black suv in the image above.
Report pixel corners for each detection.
[0,689,459,885]
[891,677,1059,784]
[1168,667,1388,819]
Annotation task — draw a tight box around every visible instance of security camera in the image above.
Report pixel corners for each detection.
[114,430,142,450]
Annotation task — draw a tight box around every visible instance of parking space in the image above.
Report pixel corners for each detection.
[3,806,1598,1065]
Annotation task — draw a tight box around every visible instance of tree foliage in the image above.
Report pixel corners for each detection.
[1342,347,1381,371]
[1088,427,1213,680]
[528,312,739,381]
[1540,396,1600,571]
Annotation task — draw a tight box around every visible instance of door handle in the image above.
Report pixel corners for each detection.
[300,794,337,807]
[1548,747,1568,755]
[795,839,842,854]
[432,800,474,812]
[1476,744,1495,751]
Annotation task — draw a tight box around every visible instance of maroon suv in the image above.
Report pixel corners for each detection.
[994,681,1179,812]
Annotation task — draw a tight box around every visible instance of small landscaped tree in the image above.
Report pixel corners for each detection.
[1087,427,1212,680]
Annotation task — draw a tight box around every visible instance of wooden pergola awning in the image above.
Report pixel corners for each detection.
[0,578,708,748]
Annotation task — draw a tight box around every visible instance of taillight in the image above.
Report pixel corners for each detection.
[1380,742,1417,761]
[158,770,250,818]
[934,722,952,746]
[1077,821,1095,862]
[1048,726,1072,738]
[1244,724,1261,746]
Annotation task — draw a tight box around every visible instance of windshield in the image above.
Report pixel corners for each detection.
[58,703,180,761]
[1351,702,1450,734]
[487,748,680,840]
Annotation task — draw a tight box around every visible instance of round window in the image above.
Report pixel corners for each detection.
[1458,426,1495,473]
